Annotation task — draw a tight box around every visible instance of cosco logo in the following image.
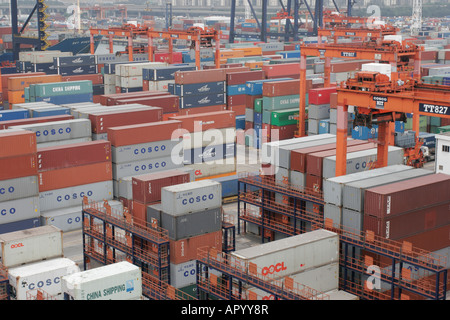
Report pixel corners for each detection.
[181,194,214,205]
[27,277,60,290]
[355,161,374,170]
[134,161,166,172]
[67,216,81,224]
[36,127,71,137]
[1,208,16,216]
[57,191,93,202]
[0,186,14,194]
[10,243,23,249]
[133,145,166,155]
[261,262,287,276]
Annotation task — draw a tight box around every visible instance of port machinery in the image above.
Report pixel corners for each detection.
[89,24,221,70]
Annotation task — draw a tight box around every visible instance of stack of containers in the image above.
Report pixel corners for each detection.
[26,80,94,105]
[244,77,293,148]
[0,130,40,233]
[106,120,185,201]
[170,68,227,115]
[169,110,237,180]
[116,62,167,93]
[231,229,345,298]
[307,87,336,136]
[153,180,223,290]
[61,74,104,104]
[17,51,72,76]
[329,93,353,136]
[1,72,45,107]
[7,74,63,106]
[0,225,79,300]
[363,173,450,248]
[131,169,192,225]
[142,64,196,92]
[37,140,115,232]
[0,114,74,130]
[54,54,98,78]
[9,118,92,148]
[226,69,265,117]
[261,79,303,144]
[12,102,71,118]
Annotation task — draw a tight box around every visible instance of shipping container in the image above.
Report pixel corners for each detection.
[0,175,39,203]
[113,95,179,114]
[226,70,265,85]
[111,139,181,164]
[0,130,36,157]
[0,115,74,130]
[0,225,63,268]
[112,156,183,180]
[169,111,236,133]
[0,153,37,181]
[37,140,111,171]
[169,230,222,264]
[184,143,236,165]
[174,68,227,84]
[0,196,40,225]
[231,229,339,279]
[132,169,191,204]
[364,173,450,218]
[0,218,40,235]
[185,160,236,179]
[62,261,142,300]
[262,79,300,97]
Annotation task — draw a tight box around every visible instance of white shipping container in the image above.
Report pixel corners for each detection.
[161,180,222,215]
[62,261,142,300]
[231,229,339,279]
[185,159,236,179]
[0,225,63,268]
[117,62,167,77]
[314,289,359,300]
[120,76,143,88]
[38,180,114,211]
[361,63,392,79]
[147,80,175,92]
[8,258,80,300]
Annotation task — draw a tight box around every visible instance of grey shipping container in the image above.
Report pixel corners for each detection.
[0,176,39,202]
[112,139,182,164]
[0,196,40,225]
[322,146,404,179]
[38,180,114,212]
[161,180,222,216]
[148,206,222,241]
[308,104,331,120]
[10,119,91,143]
[342,168,434,212]
[323,165,413,207]
[112,156,183,180]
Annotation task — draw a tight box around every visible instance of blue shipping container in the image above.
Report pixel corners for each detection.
[174,81,226,96]
[184,143,236,165]
[352,125,378,140]
[227,84,247,96]
[253,111,262,126]
[318,119,330,134]
[142,65,196,81]
[32,107,71,118]
[0,109,29,121]
[35,93,94,104]
[0,218,40,235]
[236,115,245,130]
[58,64,97,76]
[179,93,226,109]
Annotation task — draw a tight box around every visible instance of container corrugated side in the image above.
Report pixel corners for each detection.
[0,196,40,225]
[161,180,222,216]
[112,156,183,180]
[111,139,181,164]
[0,130,37,158]
[0,176,39,202]
[0,225,63,268]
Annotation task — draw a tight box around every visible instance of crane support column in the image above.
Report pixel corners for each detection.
[127,32,133,62]
[148,36,154,62]
[377,121,391,169]
[297,54,307,137]
[324,57,331,87]
[215,33,221,68]
[335,104,348,177]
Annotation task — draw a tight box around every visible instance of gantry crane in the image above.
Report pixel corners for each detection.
[334,73,450,177]
[89,24,221,70]
[317,25,399,44]
[296,39,423,140]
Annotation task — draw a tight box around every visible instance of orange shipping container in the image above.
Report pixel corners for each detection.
[8,74,62,91]
[0,130,37,158]
[7,90,25,104]
[38,161,112,192]
[0,154,37,180]
[1,72,46,93]
[169,230,222,264]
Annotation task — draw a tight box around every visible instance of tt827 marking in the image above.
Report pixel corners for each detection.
[419,103,450,116]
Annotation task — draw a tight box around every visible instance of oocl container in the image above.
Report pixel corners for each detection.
[161,180,222,215]
[0,225,63,268]
[7,257,80,300]
[62,261,142,300]
[231,229,339,279]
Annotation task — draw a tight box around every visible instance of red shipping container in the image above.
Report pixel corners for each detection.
[89,107,162,133]
[38,161,112,192]
[363,202,450,240]
[245,121,253,130]
[226,104,246,116]
[308,87,337,105]
[130,200,147,225]
[330,92,338,109]
[175,69,227,84]
[305,142,376,177]
[162,112,179,121]
[37,140,111,172]
[169,230,222,264]
[132,169,191,204]
[107,120,182,147]
[262,63,300,78]
[290,140,369,173]
[154,52,183,64]
[62,74,103,85]
[0,130,37,158]
[226,70,265,85]
[263,124,297,141]
[101,91,170,106]
[227,94,246,106]
[306,173,322,194]
[0,154,37,180]
[114,95,179,114]
[178,105,227,116]
[245,94,262,109]
[119,197,132,211]
[262,79,300,97]
[169,110,236,133]
[364,173,450,219]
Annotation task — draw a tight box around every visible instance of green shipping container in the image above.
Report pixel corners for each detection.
[263,108,299,126]
[254,98,263,113]
[262,94,300,111]
[437,125,450,133]
[405,116,427,131]
[31,80,93,98]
